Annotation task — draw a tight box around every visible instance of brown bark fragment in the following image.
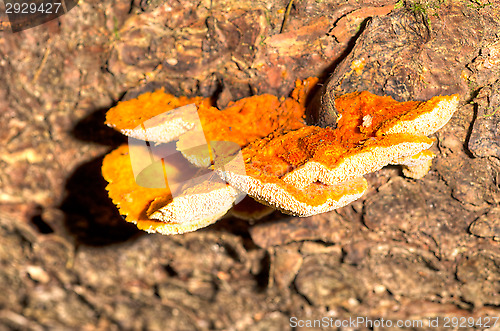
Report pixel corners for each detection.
[468,80,500,158]
[469,207,500,239]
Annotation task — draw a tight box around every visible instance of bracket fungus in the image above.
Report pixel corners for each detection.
[105,90,212,143]
[102,78,459,234]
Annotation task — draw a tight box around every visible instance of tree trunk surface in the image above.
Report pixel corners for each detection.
[0,0,499,329]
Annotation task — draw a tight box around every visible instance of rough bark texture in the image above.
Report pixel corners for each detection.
[0,0,499,330]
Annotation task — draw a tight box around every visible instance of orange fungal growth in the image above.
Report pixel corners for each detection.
[391,149,436,179]
[219,168,368,217]
[105,77,318,147]
[106,89,212,142]
[102,78,320,234]
[147,180,243,235]
[101,144,173,224]
[220,92,458,215]
[102,144,242,235]
[102,77,459,234]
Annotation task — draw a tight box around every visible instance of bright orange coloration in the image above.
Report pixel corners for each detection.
[176,92,309,167]
[219,92,458,213]
[101,144,172,224]
[242,92,458,175]
[176,77,317,167]
[274,91,450,168]
[194,93,304,147]
[335,91,418,141]
[102,77,320,233]
[105,89,211,132]
[105,77,318,147]
[235,125,427,209]
[190,78,318,147]
[102,77,459,233]
[102,144,229,234]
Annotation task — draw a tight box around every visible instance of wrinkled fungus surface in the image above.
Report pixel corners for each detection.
[102,77,458,234]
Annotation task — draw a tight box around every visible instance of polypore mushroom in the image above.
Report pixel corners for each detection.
[102,78,459,234]
[219,92,458,215]
[280,131,434,188]
[281,92,458,188]
[102,144,246,234]
[106,78,317,146]
[101,144,173,225]
[105,89,212,143]
[218,127,429,215]
[391,149,436,179]
[147,179,245,235]
[102,78,318,234]
[219,170,368,217]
